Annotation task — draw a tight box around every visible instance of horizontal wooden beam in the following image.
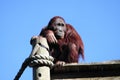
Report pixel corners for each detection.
[51,60,120,79]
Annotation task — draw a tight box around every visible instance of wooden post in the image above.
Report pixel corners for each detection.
[33,66,50,80]
[30,36,53,80]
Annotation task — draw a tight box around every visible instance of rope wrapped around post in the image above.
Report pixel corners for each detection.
[14,36,54,80]
[29,54,54,67]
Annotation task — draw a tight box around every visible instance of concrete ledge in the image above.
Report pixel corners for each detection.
[51,60,120,79]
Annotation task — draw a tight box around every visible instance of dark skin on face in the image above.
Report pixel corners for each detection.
[52,18,66,39]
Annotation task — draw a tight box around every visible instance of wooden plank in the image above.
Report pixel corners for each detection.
[51,60,120,79]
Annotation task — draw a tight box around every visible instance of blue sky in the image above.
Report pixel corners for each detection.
[1,0,120,80]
